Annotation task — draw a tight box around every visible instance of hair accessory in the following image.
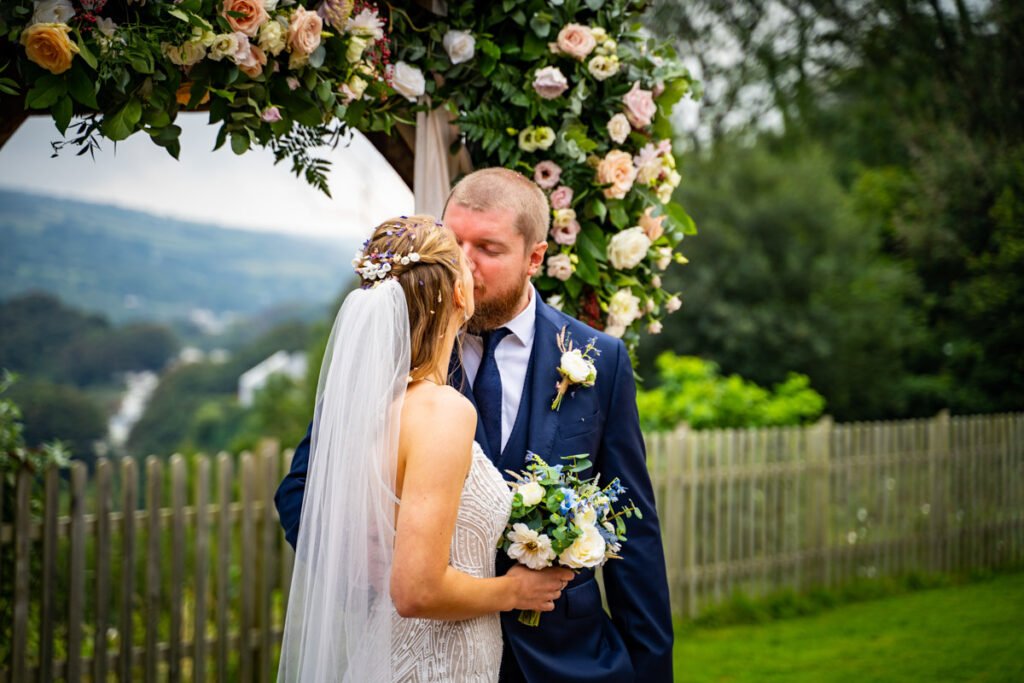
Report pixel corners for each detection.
[352,246,421,283]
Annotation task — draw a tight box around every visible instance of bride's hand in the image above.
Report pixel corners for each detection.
[506,565,575,612]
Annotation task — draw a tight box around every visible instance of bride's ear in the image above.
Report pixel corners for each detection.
[453,280,467,313]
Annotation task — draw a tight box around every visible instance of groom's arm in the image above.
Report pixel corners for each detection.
[599,341,674,681]
[274,421,312,549]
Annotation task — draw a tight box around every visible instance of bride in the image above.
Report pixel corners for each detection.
[278,215,571,682]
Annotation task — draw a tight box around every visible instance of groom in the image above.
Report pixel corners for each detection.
[275,167,674,682]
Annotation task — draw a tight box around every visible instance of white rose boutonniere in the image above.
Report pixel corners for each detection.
[552,326,598,410]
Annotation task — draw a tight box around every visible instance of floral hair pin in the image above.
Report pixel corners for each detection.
[352,246,421,283]
[552,326,599,410]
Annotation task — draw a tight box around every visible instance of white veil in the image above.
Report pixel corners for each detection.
[278,279,410,682]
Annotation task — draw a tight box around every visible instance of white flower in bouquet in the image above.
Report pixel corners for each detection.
[507,523,556,570]
[648,320,663,334]
[558,523,606,569]
[545,253,574,281]
[655,246,672,270]
[517,481,546,507]
[345,7,385,40]
[587,55,620,81]
[346,35,369,62]
[665,295,682,313]
[547,294,564,311]
[607,288,641,328]
[259,21,287,56]
[443,30,475,64]
[392,61,426,101]
[607,227,652,270]
[606,113,631,144]
[31,0,75,26]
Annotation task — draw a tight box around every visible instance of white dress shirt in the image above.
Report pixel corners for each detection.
[461,287,537,453]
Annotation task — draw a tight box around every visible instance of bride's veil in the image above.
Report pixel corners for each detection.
[278,279,410,682]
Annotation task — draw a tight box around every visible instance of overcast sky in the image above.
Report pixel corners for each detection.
[0,113,414,242]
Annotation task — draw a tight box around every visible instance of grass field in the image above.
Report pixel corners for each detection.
[674,572,1024,682]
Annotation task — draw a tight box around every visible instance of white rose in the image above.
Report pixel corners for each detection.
[648,320,663,334]
[547,294,564,311]
[32,0,75,25]
[558,524,606,569]
[517,481,545,507]
[655,246,672,270]
[665,295,682,313]
[560,349,594,384]
[652,275,662,288]
[607,227,652,270]
[608,288,641,326]
[576,505,597,527]
[605,323,626,338]
[443,29,475,65]
[607,113,631,145]
[391,61,425,101]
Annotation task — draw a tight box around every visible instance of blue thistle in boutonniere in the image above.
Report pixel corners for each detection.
[551,326,599,411]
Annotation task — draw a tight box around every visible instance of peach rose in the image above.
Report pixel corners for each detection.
[596,149,637,200]
[288,6,323,57]
[556,23,596,60]
[639,207,666,241]
[21,23,78,75]
[623,81,656,129]
[238,43,267,78]
[222,0,268,37]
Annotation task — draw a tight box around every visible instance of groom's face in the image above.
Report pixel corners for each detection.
[444,203,541,331]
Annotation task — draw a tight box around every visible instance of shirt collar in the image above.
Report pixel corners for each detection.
[503,285,537,347]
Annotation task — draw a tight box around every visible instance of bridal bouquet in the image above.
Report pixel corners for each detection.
[501,452,640,626]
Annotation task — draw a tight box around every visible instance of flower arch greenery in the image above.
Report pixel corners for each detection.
[1,0,698,352]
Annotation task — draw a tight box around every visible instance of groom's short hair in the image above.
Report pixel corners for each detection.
[446,168,550,247]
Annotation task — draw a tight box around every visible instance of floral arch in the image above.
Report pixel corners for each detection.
[0,0,698,353]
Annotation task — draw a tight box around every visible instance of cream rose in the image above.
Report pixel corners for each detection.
[596,149,637,200]
[558,524,606,569]
[608,288,641,327]
[665,295,682,313]
[623,81,656,128]
[443,29,475,65]
[391,61,425,101]
[31,0,75,26]
[21,23,79,75]
[259,20,287,56]
[533,65,569,99]
[607,227,652,270]
[648,320,663,334]
[606,113,630,145]
[556,23,596,60]
[288,6,323,56]
[546,253,574,281]
[517,481,545,507]
[655,246,672,270]
[222,0,268,37]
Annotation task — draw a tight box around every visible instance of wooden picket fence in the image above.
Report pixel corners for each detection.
[2,411,1023,681]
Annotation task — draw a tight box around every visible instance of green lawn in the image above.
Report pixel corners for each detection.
[674,572,1024,682]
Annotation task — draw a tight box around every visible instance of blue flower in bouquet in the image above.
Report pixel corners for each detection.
[559,487,577,515]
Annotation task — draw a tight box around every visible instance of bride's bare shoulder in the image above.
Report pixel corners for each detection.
[401,383,476,438]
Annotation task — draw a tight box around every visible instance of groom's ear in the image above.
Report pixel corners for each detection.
[526,240,548,278]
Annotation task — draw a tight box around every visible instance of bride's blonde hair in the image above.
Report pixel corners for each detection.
[358,215,464,378]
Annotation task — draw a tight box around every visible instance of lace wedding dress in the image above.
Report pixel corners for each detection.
[390,441,512,682]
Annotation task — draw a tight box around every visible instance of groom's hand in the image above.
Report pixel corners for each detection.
[506,565,575,612]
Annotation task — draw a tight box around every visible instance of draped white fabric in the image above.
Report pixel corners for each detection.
[414,99,473,217]
[278,280,410,683]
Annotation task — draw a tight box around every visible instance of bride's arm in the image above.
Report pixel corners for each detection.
[390,387,568,620]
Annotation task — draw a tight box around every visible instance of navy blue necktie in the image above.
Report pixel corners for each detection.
[473,327,511,459]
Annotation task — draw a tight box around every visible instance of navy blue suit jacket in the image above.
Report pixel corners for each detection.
[274,297,674,682]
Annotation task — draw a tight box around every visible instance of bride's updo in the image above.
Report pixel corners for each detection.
[356,215,465,377]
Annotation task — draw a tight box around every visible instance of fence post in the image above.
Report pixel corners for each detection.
[12,466,32,683]
[806,417,833,588]
[929,411,950,573]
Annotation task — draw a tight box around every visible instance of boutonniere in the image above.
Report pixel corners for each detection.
[552,326,599,410]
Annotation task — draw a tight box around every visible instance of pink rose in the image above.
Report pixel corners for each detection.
[222,0,268,38]
[623,81,656,129]
[238,43,267,78]
[533,66,569,100]
[261,106,282,123]
[556,23,596,60]
[534,160,562,189]
[596,149,637,200]
[288,6,323,57]
[551,219,581,246]
[550,185,574,210]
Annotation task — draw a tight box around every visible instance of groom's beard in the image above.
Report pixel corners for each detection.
[467,277,528,334]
